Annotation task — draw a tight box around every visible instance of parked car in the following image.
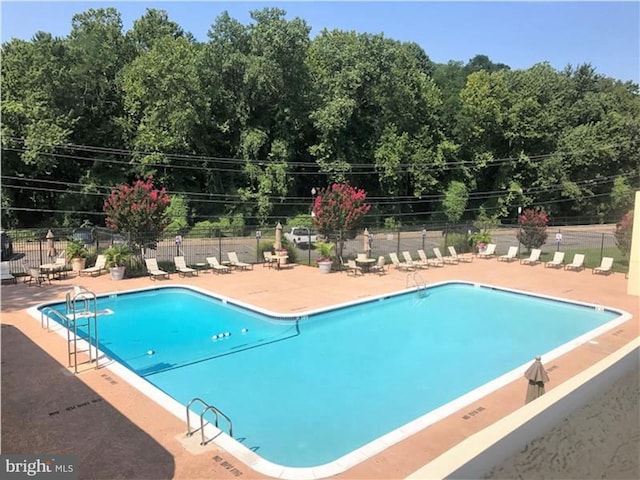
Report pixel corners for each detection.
[284,227,319,248]
[1,231,13,261]
[72,228,94,245]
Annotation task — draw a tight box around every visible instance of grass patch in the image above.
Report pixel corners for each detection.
[525,247,628,273]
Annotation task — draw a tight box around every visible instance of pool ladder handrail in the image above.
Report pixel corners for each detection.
[64,286,99,374]
[186,397,233,445]
[40,307,69,331]
[406,271,427,296]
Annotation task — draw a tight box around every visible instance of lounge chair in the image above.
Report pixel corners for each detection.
[434,247,457,265]
[477,243,496,259]
[389,252,415,271]
[448,246,473,262]
[498,246,518,262]
[416,249,433,268]
[1,262,16,284]
[369,256,386,275]
[174,256,198,277]
[565,253,585,272]
[520,248,541,266]
[145,258,170,280]
[545,251,565,268]
[227,252,252,270]
[79,254,107,277]
[206,256,231,274]
[346,259,363,276]
[402,251,428,269]
[54,254,69,278]
[263,251,278,268]
[593,257,614,275]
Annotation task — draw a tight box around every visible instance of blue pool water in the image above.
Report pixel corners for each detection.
[40,283,621,468]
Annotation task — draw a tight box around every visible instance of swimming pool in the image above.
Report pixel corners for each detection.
[35,282,627,476]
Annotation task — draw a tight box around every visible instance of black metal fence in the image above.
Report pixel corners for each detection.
[1,223,625,275]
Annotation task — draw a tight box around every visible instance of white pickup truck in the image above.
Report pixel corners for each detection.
[284,227,319,247]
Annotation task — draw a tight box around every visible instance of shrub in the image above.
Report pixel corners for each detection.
[469,231,492,251]
[442,233,472,253]
[286,214,314,229]
[383,217,402,230]
[615,210,633,258]
[516,208,548,250]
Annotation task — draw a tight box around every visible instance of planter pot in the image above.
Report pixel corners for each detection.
[70,257,86,273]
[318,261,332,274]
[109,266,126,281]
[277,256,288,265]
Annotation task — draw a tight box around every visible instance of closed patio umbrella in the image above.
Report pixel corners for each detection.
[46,229,57,259]
[524,356,550,404]
[274,222,283,251]
[363,228,371,256]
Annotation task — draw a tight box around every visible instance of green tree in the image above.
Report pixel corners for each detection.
[442,181,469,224]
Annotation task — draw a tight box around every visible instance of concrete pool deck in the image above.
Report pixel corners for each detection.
[1,259,638,479]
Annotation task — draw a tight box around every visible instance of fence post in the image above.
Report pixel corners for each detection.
[39,237,43,266]
[396,229,401,254]
[600,233,605,264]
[217,229,222,262]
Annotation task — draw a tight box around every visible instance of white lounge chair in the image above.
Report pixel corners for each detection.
[564,253,585,271]
[1,262,16,284]
[389,252,415,271]
[369,256,386,275]
[145,258,170,280]
[520,248,541,266]
[477,243,497,259]
[174,256,197,276]
[593,257,614,275]
[498,246,518,262]
[402,251,428,269]
[448,246,473,262]
[206,256,231,274]
[434,247,457,265]
[227,252,252,270]
[545,251,565,268]
[79,254,107,277]
[416,249,433,268]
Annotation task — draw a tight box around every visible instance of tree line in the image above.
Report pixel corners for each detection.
[1,6,638,230]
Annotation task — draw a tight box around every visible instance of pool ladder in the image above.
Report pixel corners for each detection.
[64,286,99,374]
[186,397,233,445]
[406,272,427,297]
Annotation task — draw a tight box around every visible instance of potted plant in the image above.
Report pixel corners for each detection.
[103,243,133,280]
[315,241,335,274]
[66,238,89,273]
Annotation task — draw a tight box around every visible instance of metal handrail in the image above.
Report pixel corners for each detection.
[186,397,233,445]
[64,287,99,373]
[40,307,68,331]
[406,271,426,290]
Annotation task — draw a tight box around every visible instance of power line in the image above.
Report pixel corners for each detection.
[2,170,636,207]
[4,136,636,174]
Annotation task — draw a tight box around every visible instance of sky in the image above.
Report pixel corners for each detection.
[1,1,638,83]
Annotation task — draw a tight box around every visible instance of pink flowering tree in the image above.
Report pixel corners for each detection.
[312,182,371,261]
[615,210,633,259]
[516,207,549,251]
[104,176,171,248]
